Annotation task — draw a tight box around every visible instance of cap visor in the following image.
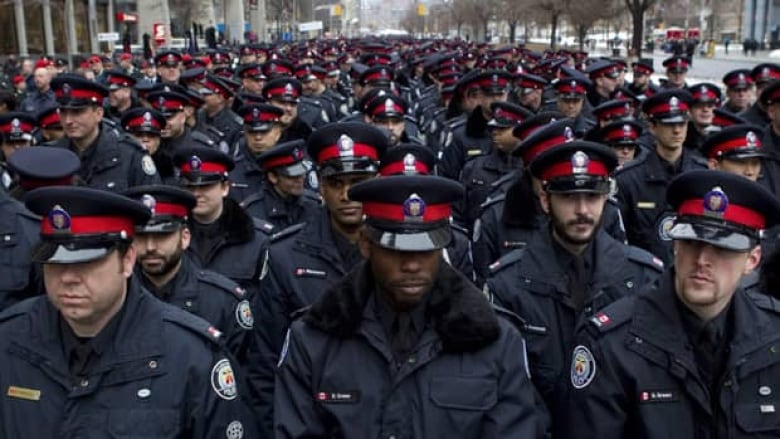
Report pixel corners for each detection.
[179,174,225,186]
[656,114,688,124]
[365,225,452,251]
[32,241,115,264]
[136,220,184,234]
[246,124,273,132]
[668,221,755,252]
[276,162,307,177]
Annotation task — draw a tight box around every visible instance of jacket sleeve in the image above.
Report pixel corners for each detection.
[483,322,547,438]
[558,328,629,439]
[274,324,329,438]
[190,352,259,439]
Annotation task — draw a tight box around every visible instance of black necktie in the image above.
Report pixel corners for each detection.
[391,313,414,363]
[570,256,588,312]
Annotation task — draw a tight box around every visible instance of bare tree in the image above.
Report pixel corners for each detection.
[501,0,527,42]
[461,0,496,41]
[533,0,569,49]
[624,0,657,55]
[566,0,615,50]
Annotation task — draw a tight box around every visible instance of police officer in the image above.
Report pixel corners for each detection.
[513,73,548,113]
[759,81,780,160]
[249,122,387,435]
[37,105,64,143]
[148,89,216,157]
[627,58,658,102]
[684,82,722,153]
[274,174,543,438]
[0,112,37,180]
[173,146,274,294]
[154,50,183,84]
[104,69,138,122]
[562,170,780,439]
[458,101,529,230]
[228,103,286,203]
[721,69,754,114]
[124,185,254,364]
[240,140,320,229]
[362,93,419,147]
[195,74,243,146]
[595,120,644,166]
[120,108,176,184]
[585,59,622,109]
[262,77,314,143]
[50,74,160,192]
[616,90,708,266]
[486,141,663,426]
[0,186,254,437]
[660,55,690,90]
[741,63,780,126]
[549,75,595,137]
[438,70,513,180]
[379,143,474,281]
[236,63,266,96]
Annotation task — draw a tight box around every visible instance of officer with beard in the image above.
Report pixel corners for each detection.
[124,185,254,364]
[486,142,663,430]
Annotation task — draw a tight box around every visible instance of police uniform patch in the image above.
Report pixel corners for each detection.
[307,170,319,190]
[259,249,270,280]
[211,358,238,400]
[235,300,254,329]
[226,420,244,439]
[472,218,482,242]
[141,155,157,175]
[657,215,676,241]
[570,345,596,389]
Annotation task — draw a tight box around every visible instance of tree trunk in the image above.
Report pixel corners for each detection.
[509,20,517,42]
[578,24,586,51]
[550,12,559,50]
[483,19,489,42]
[631,7,643,56]
[457,22,462,37]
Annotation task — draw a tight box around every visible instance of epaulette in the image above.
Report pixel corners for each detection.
[0,296,37,324]
[302,190,321,202]
[490,171,518,190]
[271,222,306,242]
[690,154,709,167]
[480,193,506,211]
[614,151,648,175]
[231,112,243,125]
[626,246,664,272]
[117,131,147,152]
[488,248,526,275]
[206,125,226,139]
[404,114,419,125]
[448,117,467,130]
[197,269,246,300]
[585,297,634,334]
[162,306,224,344]
[748,291,780,315]
[252,217,276,236]
[239,191,265,209]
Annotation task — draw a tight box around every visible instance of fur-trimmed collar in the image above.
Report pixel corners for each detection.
[304,261,500,353]
[465,106,489,138]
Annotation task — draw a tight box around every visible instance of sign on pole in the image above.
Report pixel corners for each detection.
[97,32,120,42]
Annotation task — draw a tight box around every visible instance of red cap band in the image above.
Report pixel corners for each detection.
[41,215,135,237]
[265,87,299,98]
[55,89,104,101]
[179,162,228,173]
[125,115,162,130]
[541,161,610,180]
[380,160,430,176]
[316,143,379,163]
[0,121,35,134]
[39,112,61,128]
[709,137,762,158]
[678,199,765,229]
[152,202,189,218]
[362,202,451,222]
[522,135,569,163]
[263,155,299,169]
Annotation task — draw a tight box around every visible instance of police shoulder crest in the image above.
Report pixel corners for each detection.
[141,155,157,176]
[570,345,596,389]
[211,358,238,400]
[235,300,254,330]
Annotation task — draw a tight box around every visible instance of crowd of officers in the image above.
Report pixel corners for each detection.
[2,37,780,438]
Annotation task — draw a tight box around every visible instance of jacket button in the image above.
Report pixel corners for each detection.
[407,356,417,364]
[634,337,643,344]
[149,360,158,369]
[185,300,193,308]
[80,379,89,387]
[626,281,634,289]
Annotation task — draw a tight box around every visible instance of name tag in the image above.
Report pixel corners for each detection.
[315,391,360,403]
[637,201,656,209]
[467,149,483,157]
[7,386,41,401]
[295,268,327,278]
[639,389,678,403]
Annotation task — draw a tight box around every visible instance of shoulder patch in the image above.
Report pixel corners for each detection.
[271,222,306,242]
[626,246,665,272]
[252,218,276,235]
[211,358,239,400]
[488,248,526,275]
[141,155,157,176]
[570,345,597,389]
[235,300,254,329]
[197,270,246,299]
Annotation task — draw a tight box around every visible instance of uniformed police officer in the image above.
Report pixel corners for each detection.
[104,69,138,122]
[585,59,622,109]
[6,145,80,201]
[173,146,274,295]
[119,107,176,184]
[147,89,216,158]
[740,63,780,127]
[615,89,708,266]
[37,104,64,143]
[379,143,475,282]
[660,55,690,90]
[0,112,38,189]
[275,174,543,438]
[721,69,754,114]
[240,140,320,229]
[262,77,315,143]
[594,120,643,166]
[195,74,244,147]
[124,185,255,366]
[486,141,663,428]
[154,50,183,84]
[228,103,285,203]
[627,59,658,102]
[0,186,254,438]
[50,74,161,192]
[562,170,780,439]
[249,122,388,435]
[683,82,722,154]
